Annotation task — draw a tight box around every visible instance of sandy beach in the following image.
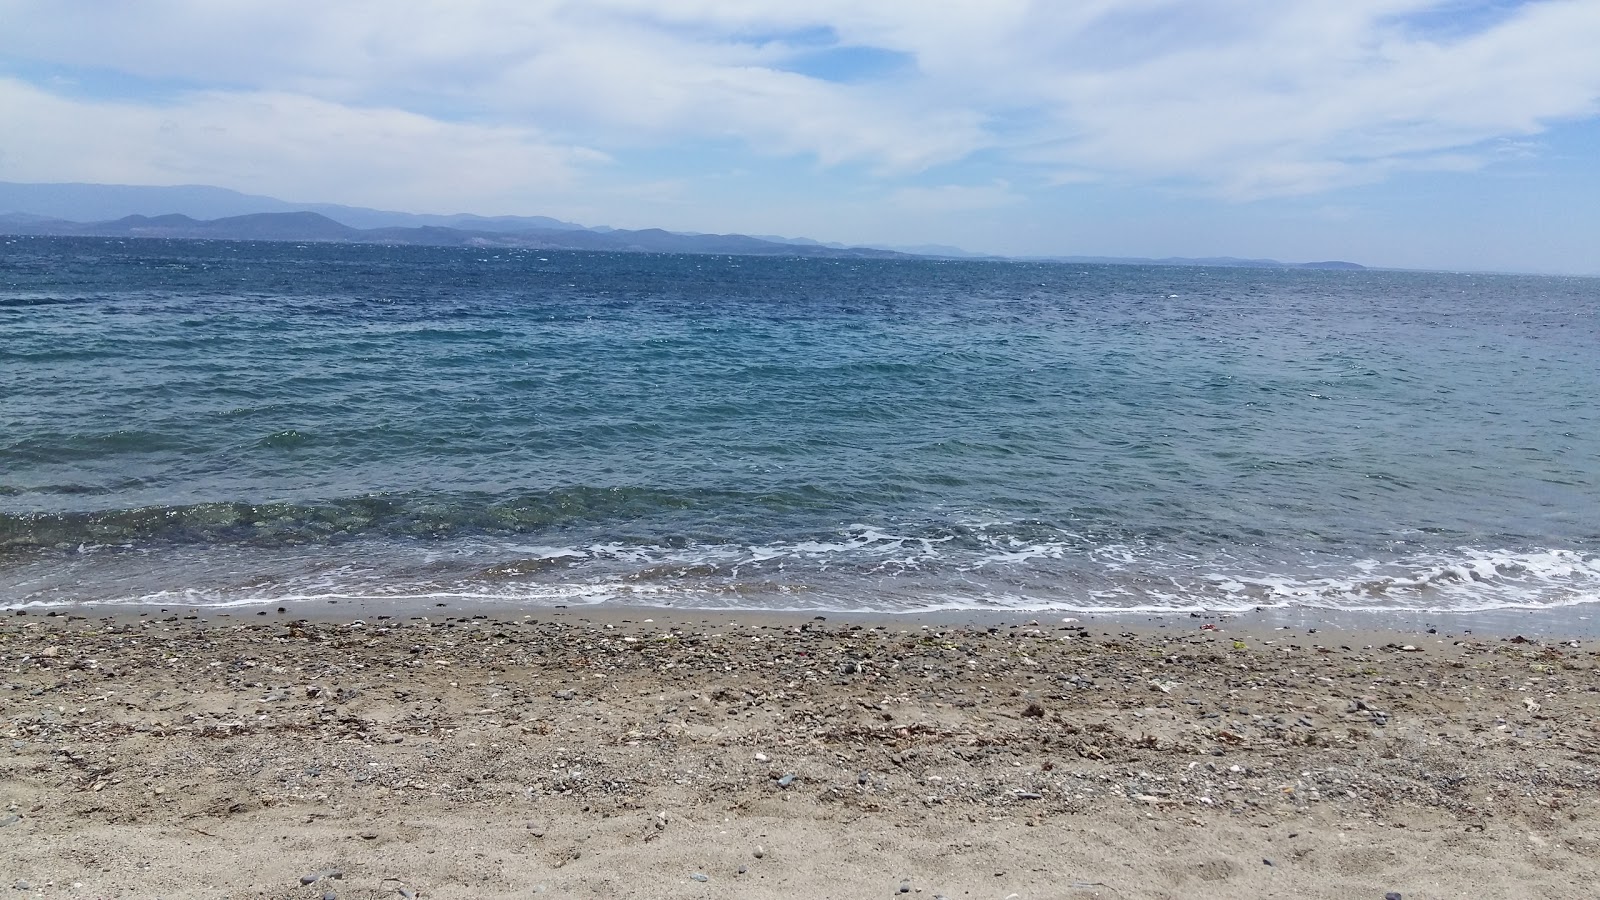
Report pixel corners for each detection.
[3,607,1598,899]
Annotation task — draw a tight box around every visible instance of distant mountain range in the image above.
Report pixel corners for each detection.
[0,181,590,233]
[0,181,1365,268]
[0,209,914,258]
[1035,254,1366,270]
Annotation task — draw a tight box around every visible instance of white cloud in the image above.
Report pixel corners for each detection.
[1009,0,1600,197]
[484,35,984,172]
[0,1,990,175]
[0,78,606,213]
[0,0,1597,200]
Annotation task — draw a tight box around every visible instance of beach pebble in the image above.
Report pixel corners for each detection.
[899,881,912,893]
[553,689,576,701]
[0,814,20,828]
[397,889,417,899]
[300,870,343,886]
[777,773,796,788]
[323,893,337,900]
[690,872,709,882]
[1385,894,1402,900]
[754,846,765,859]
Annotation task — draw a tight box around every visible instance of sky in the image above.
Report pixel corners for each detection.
[1,1,1598,273]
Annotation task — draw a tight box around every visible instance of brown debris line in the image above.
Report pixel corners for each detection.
[1,613,1599,895]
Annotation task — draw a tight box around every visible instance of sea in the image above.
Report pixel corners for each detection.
[3,236,1598,617]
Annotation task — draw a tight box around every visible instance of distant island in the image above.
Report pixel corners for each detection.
[0,181,1365,269]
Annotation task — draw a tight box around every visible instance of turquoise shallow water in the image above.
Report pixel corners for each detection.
[2,236,1598,613]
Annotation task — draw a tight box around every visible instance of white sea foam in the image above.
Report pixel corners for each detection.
[6,523,1597,616]
[1207,548,1600,613]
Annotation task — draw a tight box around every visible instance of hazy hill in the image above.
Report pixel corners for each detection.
[0,181,1366,268]
[1039,254,1366,270]
[0,181,588,233]
[0,210,912,258]
[85,212,361,241]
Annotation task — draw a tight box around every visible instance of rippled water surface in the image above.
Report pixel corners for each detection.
[3,236,1598,612]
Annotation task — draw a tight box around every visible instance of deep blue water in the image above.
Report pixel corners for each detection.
[3,236,1597,613]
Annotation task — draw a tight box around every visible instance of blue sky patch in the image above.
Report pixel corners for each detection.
[776,45,915,84]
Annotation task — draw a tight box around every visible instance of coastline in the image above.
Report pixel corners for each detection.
[3,605,1597,897]
[15,593,1600,638]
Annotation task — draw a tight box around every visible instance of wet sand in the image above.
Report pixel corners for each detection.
[3,607,1598,898]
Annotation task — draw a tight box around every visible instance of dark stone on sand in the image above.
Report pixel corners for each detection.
[553,689,577,701]
[899,881,912,893]
[301,873,321,885]
[1385,894,1402,900]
